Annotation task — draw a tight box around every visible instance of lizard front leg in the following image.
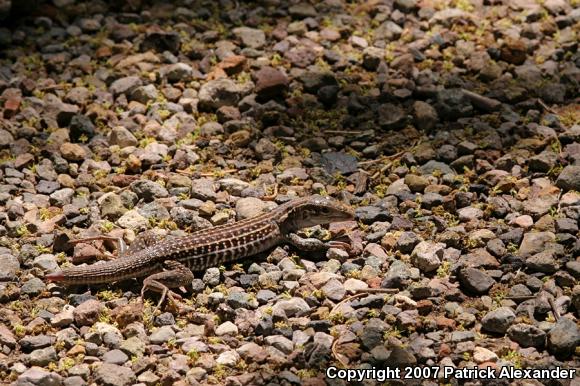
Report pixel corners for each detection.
[285,233,351,252]
[141,260,194,311]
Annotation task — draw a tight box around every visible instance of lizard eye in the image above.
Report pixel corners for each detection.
[320,207,330,214]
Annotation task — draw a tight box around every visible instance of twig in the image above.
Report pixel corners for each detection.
[324,130,366,135]
[200,169,237,177]
[548,297,560,322]
[504,295,537,301]
[330,293,367,315]
[353,288,399,294]
[537,98,557,114]
[331,337,348,368]
[357,150,406,166]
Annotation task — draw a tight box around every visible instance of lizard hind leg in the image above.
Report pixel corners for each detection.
[141,260,194,311]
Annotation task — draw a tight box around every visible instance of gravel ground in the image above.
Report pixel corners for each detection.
[0,0,579,385]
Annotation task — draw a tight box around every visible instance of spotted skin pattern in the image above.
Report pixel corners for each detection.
[46,195,354,285]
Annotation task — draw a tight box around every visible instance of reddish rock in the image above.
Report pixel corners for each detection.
[254,66,288,99]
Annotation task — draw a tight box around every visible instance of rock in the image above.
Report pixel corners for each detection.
[321,152,358,175]
[0,253,19,280]
[236,197,271,220]
[289,3,317,18]
[254,66,288,100]
[360,318,387,350]
[458,268,495,294]
[233,27,266,49]
[94,363,136,386]
[272,297,310,319]
[60,143,87,162]
[0,324,16,348]
[15,367,62,386]
[116,210,148,230]
[198,79,247,110]
[307,332,333,368]
[500,39,527,65]
[419,160,454,175]
[216,321,238,336]
[556,165,580,191]
[507,323,546,348]
[519,231,556,257]
[413,101,438,131]
[374,20,403,41]
[130,84,158,104]
[481,307,516,334]
[159,63,193,82]
[29,346,57,366]
[378,103,407,130]
[130,179,169,201]
[526,250,559,273]
[284,46,317,68]
[473,347,498,363]
[69,114,95,143]
[21,278,45,296]
[362,47,384,70]
[216,350,240,366]
[141,31,180,53]
[109,76,142,96]
[149,325,175,344]
[547,318,580,358]
[99,193,127,220]
[437,89,474,121]
[73,299,104,326]
[103,349,129,365]
[410,241,444,272]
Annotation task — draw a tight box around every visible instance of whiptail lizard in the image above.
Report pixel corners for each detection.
[46,195,354,307]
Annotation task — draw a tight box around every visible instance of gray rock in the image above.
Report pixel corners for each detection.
[413,101,438,131]
[19,335,55,352]
[99,193,127,220]
[0,253,19,280]
[198,79,247,110]
[481,307,515,334]
[29,346,57,366]
[272,297,310,319]
[15,367,63,386]
[306,332,333,368]
[108,127,138,148]
[289,2,317,18]
[374,20,403,41]
[236,197,271,220]
[227,292,258,309]
[458,268,495,294]
[149,325,175,344]
[119,336,145,357]
[203,267,220,286]
[547,318,580,358]
[526,250,559,273]
[556,165,580,191]
[410,241,444,273]
[519,231,556,257]
[130,84,158,104]
[103,349,129,364]
[215,321,238,336]
[49,188,75,206]
[130,179,169,201]
[254,66,288,99]
[321,152,358,175]
[507,323,546,348]
[233,27,266,49]
[159,63,193,82]
[21,277,45,296]
[189,178,217,201]
[109,76,142,96]
[94,363,136,386]
[378,103,407,130]
[360,318,387,350]
[419,160,454,175]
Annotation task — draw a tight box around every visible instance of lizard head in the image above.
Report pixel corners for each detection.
[279,195,355,229]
